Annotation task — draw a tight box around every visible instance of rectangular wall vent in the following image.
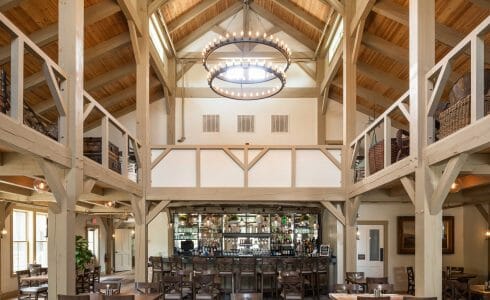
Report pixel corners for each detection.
[237,115,255,133]
[271,115,289,133]
[202,114,220,132]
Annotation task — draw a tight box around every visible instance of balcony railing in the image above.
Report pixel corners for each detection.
[350,91,411,183]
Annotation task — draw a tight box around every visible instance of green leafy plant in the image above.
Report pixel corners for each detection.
[228,214,239,221]
[75,235,93,270]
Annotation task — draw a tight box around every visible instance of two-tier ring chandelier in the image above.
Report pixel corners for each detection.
[202,1,292,100]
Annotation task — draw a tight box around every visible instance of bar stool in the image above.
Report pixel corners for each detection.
[281,258,300,273]
[316,257,329,296]
[216,257,234,297]
[192,256,209,274]
[170,256,183,275]
[260,257,278,298]
[300,257,316,298]
[237,257,258,293]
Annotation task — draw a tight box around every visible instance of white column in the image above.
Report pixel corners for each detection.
[343,0,358,273]
[409,0,441,298]
[134,0,150,283]
[48,0,84,298]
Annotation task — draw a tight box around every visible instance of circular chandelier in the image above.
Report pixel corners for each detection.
[202,13,292,100]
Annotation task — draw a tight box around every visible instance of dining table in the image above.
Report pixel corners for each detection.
[21,274,49,284]
[329,293,405,300]
[470,285,490,299]
[89,293,162,300]
[449,272,477,281]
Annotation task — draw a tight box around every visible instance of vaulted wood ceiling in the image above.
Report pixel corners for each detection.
[0,0,487,128]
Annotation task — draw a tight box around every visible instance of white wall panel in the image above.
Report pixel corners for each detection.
[295,150,341,187]
[151,150,196,187]
[248,150,291,187]
[200,150,244,187]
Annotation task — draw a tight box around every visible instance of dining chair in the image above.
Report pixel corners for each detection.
[17,269,48,300]
[149,256,164,283]
[316,256,329,297]
[101,296,135,300]
[299,257,316,298]
[333,283,363,294]
[358,297,390,300]
[161,275,187,300]
[367,283,394,293]
[134,282,160,294]
[345,272,365,284]
[58,295,90,300]
[403,297,437,300]
[216,257,234,296]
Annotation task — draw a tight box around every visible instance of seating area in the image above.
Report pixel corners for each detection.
[0,1,488,300]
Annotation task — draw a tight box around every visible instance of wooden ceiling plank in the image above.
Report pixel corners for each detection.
[178,51,314,60]
[250,3,317,50]
[148,0,170,15]
[272,0,324,31]
[373,0,490,61]
[34,63,136,114]
[0,181,33,196]
[168,0,221,33]
[175,2,242,51]
[357,62,407,93]
[25,33,130,92]
[99,78,160,109]
[0,0,121,65]
[469,0,490,10]
[319,0,344,15]
[0,0,23,12]
[362,32,408,64]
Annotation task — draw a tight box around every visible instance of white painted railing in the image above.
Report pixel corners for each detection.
[426,16,490,145]
[0,12,72,167]
[350,91,410,182]
[83,91,142,182]
[150,145,342,189]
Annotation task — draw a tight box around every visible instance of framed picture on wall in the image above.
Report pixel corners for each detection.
[397,216,454,254]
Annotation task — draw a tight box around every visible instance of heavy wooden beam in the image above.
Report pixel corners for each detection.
[475,204,489,224]
[175,2,242,51]
[175,87,318,98]
[319,0,344,15]
[362,32,408,64]
[0,181,33,196]
[400,176,415,205]
[178,51,315,60]
[469,0,490,10]
[168,0,220,32]
[272,0,324,31]
[117,0,143,35]
[0,0,121,65]
[430,154,469,214]
[357,62,408,93]
[250,3,317,50]
[314,9,335,58]
[350,0,375,36]
[150,44,172,94]
[321,201,346,225]
[0,0,23,11]
[146,200,170,225]
[148,0,169,14]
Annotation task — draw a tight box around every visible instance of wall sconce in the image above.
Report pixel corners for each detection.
[111,233,116,239]
[450,178,462,193]
[131,230,135,236]
[0,227,7,238]
[356,227,360,240]
[485,230,490,239]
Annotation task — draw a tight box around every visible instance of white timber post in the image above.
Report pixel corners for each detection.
[49,0,85,298]
[134,0,150,283]
[409,0,441,298]
[167,57,176,145]
[317,58,326,145]
[343,0,357,273]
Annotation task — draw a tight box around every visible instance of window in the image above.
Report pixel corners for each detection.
[237,115,255,132]
[149,12,169,63]
[271,115,289,133]
[12,210,28,272]
[203,115,220,132]
[35,213,48,267]
[87,227,99,260]
[328,19,344,62]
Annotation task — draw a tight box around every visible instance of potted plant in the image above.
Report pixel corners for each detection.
[178,214,188,226]
[228,214,239,222]
[75,235,93,271]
